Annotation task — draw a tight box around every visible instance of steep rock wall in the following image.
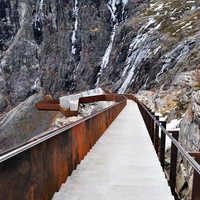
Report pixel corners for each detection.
[0,0,137,113]
[1,0,199,114]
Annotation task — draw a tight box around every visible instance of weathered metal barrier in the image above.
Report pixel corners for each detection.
[0,94,126,200]
[126,94,200,200]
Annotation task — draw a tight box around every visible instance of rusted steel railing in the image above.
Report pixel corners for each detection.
[127,94,200,200]
[0,94,126,200]
[35,93,123,117]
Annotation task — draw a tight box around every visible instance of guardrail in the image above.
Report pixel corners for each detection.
[35,88,105,117]
[0,94,127,200]
[127,94,200,200]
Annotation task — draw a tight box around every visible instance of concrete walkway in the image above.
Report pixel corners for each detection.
[52,100,174,200]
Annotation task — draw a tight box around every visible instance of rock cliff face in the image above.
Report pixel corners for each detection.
[0,1,200,196]
[0,0,200,150]
[0,0,200,113]
[0,0,134,112]
[0,92,61,152]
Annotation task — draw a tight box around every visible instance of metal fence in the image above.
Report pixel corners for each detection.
[127,94,200,200]
[1,93,200,200]
[0,94,126,200]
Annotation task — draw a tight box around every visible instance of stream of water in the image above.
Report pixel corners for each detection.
[95,0,128,87]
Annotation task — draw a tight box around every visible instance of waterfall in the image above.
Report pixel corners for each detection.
[95,26,116,87]
[71,0,79,55]
[70,0,79,92]
[118,18,161,94]
[95,0,128,87]
[35,0,44,25]
[122,0,128,18]
[39,0,44,10]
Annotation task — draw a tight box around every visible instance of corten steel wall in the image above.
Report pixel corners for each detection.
[0,96,126,200]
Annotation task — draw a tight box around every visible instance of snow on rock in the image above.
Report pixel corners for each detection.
[154,3,164,11]
[96,29,116,87]
[71,0,79,55]
[122,0,128,5]
[118,18,161,94]
[156,42,192,79]
[167,119,181,131]
[95,0,118,86]
[95,0,129,87]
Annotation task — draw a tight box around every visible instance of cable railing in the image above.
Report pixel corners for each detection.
[127,94,200,200]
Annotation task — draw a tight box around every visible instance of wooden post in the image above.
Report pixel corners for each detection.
[189,152,200,200]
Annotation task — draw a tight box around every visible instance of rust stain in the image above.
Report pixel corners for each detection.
[0,94,127,200]
[189,152,200,200]
[35,94,118,117]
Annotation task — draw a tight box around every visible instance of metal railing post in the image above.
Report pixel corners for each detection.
[189,152,200,200]
[155,115,159,154]
[160,120,166,171]
[168,130,179,199]
[150,112,155,145]
[147,108,151,134]
[133,96,200,200]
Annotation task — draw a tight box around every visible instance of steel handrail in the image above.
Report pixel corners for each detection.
[0,96,126,163]
[137,98,200,175]
[0,93,127,200]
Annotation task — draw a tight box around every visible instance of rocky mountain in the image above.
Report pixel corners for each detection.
[0,0,199,113]
[0,1,200,198]
[0,92,61,152]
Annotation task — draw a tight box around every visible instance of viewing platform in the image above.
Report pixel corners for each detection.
[52,100,173,200]
[2,92,199,200]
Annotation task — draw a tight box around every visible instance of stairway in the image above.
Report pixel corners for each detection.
[52,100,174,200]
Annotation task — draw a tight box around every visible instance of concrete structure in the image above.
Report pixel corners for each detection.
[52,100,173,200]
[59,88,104,111]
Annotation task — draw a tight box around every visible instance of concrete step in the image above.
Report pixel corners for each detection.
[79,153,160,167]
[86,147,158,160]
[67,171,167,187]
[71,165,165,178]
[90,139,155,153]
[51,101,174,200]
[75,160,160,172]
[52,185,174,200]
[63,175,168,189]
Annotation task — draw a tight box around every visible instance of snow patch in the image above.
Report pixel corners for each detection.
[39,0,44,10]
[118,18,159,94]
[153,45,162,55]
[154,3,164,11]
[71,0,79,55]
[167,119,181,129]
[31,77,41,92]
[165,119,181,151]
[122,0,128,5]
[181,21,192,29]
